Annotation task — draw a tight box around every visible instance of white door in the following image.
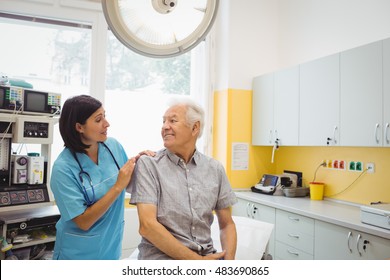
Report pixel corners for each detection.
[299,54,340,146]
[274,66,299,146]
[314,220,359,259]
[252,73,274,146]
[340,41,383,146]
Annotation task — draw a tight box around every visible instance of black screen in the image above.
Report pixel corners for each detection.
[25,91,46,112]
[263,175,278,186]
[0,88,4,107]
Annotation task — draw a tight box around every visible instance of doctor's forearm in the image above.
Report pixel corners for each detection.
[73,183,124,231]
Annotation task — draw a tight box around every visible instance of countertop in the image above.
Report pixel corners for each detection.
[234,190,390,240]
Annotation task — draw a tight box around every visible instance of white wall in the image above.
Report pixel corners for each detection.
[214,0,279,91]
[215,0,390,91]
[278,0,390,68]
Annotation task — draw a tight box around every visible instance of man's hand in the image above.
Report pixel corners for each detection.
[201,250,226,260]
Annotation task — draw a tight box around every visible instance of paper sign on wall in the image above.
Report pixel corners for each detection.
[231,142,249,170]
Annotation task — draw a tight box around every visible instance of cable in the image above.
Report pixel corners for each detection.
[328,168,368,197]
[50,106,61,117]
[312,161,326,182]
[271,138,279,163]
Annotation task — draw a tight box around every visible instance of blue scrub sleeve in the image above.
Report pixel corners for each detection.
[50,163,87,222]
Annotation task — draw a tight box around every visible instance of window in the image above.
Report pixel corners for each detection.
[104,31,209,157]
[0,13,92,160]
[0,9,210,165]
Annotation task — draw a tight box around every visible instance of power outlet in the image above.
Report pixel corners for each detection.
[356,161,363,172]
[349,161,356,171]
[366,162,375,173]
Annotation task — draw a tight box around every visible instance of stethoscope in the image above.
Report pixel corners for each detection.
[71,142,120,206]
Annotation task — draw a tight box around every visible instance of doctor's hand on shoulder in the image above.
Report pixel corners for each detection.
[115,150,156,192]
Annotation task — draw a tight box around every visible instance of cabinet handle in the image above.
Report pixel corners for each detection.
[246,203,251,218]
[374,123,380,144]
[357,234,362,256]
[347,231,353,253]
[288,233,300,239]
[288,216,300,222]
[385,123,390,144]
[333,126,338,144]
[287,249,299,256]
[269,130,273,144]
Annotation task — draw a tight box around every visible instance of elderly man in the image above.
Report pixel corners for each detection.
[129,98,237,260]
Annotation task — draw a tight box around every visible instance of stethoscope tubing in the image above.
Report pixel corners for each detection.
[71,142,120,206]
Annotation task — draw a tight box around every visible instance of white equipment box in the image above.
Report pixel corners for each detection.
[360,204,390,230]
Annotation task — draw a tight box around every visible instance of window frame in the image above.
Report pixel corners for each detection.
[0,0,213,155]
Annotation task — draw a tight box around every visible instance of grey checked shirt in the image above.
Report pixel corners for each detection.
[129,149,237,260]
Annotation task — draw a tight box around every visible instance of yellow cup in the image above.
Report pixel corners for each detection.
[309,182,325,200]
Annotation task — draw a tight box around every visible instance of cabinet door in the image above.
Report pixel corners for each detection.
[274,66,299,146]
[232,198,252,218]
[340,41,383,146]
[252,73,274,146]
[359,231,390,260]
[232,198,276,257]
[252,202,276,257]
[384,38,390,146]
[299,54,340,146]
[315,220,359,259]
[314,220,390,260]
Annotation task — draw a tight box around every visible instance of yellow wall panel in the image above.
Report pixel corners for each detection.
[213,89,390,205]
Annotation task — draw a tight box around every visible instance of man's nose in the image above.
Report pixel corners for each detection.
[162,121,170,129]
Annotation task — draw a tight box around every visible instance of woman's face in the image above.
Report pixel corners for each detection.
[76,107,110,145]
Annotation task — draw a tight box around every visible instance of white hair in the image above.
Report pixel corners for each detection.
[167,97,205,138]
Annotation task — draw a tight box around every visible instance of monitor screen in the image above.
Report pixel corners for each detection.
[263,175,278,186]
[25,91,46,112]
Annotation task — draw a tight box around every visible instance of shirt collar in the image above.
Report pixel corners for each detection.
[165,149,200,166]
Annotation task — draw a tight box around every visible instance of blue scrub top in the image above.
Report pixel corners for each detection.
[50,137,128,260]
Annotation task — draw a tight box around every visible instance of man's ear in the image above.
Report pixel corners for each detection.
[75,123,83,133]
[192,121,200,136]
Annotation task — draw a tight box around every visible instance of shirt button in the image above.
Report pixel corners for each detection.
[189,187,192,191]
[192,227,195,230]
[186,169,189,172]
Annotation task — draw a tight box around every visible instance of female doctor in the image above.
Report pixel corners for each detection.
[50,95,152,260]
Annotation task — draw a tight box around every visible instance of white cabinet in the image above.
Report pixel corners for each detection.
[340,41,383,146]
[384,38,390,146]
[314,220,390,260]
[274,66,300,146]
[299,54,340,146]
[274,209,314,260]
[252,66,299,146]
[252,73,274,145]
[232,198,276,257]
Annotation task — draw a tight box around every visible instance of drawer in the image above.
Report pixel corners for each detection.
[275,241,314,260]
[275,209,314,254]
[276,229,314,253]
[276,209,314,236]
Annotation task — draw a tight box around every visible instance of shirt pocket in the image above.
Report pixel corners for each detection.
[192,183,219,210]
[60,232,102,260]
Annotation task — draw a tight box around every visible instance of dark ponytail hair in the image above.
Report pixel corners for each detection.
[59,95,102,153]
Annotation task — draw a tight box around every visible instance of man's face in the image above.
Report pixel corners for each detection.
[161,105,195,153]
